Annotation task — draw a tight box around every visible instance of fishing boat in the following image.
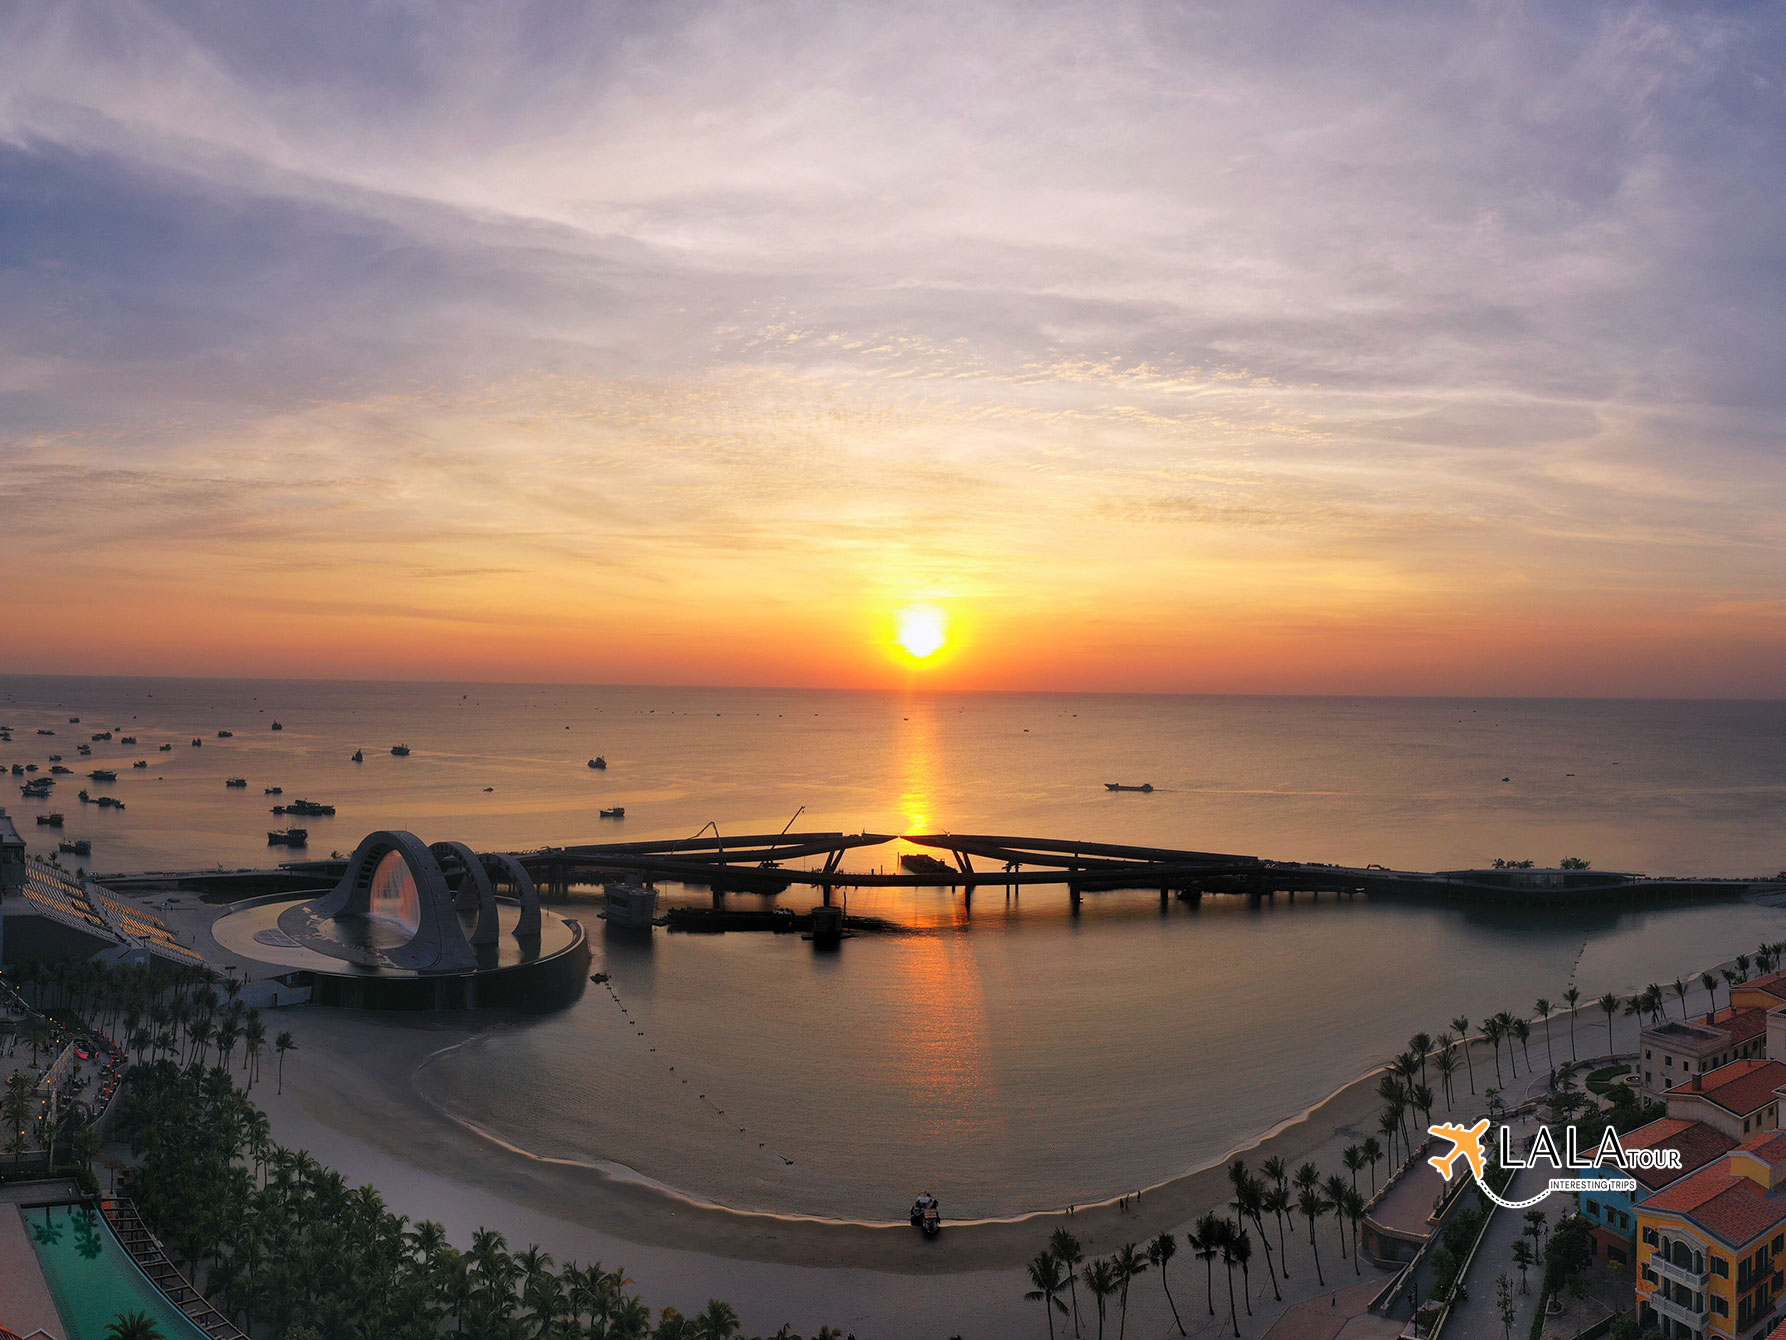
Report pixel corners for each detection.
[36,813,64,827]
[352,749,364,763]
[58,838,90,856]
[265,786,283,795]
[88,769,117,782]
[77,744,91,755]
[276,799,336,816]
[96,796,124,810]
[119,735,136,745]
[77,789,90,803]
[267,828,308,847]
[270,721,283,731]
[217,730,233,738]
[67,717,79,723]
[47,754,61,761]
[588,756,607,769]
[36,729,55,736]
[391,743,411,756]
[159,743,172,751]
[225,777,248,788]
[600,806,626,819]
[91,732,111,741]
[1104,782,1154,792]
[8,764,21,776]
[133,760,147,769]
[191,738,203,747]
[50,765,72,774]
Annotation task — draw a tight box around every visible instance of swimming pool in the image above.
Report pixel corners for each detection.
[24,1202,211,1340]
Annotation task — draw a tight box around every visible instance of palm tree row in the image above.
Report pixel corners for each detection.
[113,1059,843,1340]
[1028,1157,1368,1340]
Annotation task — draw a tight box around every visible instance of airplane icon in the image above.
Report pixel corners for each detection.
[1428,1119,1491,1183]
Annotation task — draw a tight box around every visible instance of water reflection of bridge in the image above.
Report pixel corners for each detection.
[516,833,1755,908]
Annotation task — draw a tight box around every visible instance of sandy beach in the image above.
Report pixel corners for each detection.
[243,990,1664,1336]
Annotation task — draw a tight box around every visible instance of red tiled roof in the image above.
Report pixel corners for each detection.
[1738,971,1786,1003]
[1666,1059,1786,1117]
[1764,1317,1786,1340]
[1703,1006,1770,1047]
[1624,1117,1739,1191]
[1644,1162,1786,1246]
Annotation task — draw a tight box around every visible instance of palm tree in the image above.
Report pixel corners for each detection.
[1534,999,1554,1074]
[1262,1182,1292,1278]
[1343,1145,1365,1194]
[1050,1227,1085,1337]
[1376,1109,1400,1167]
[1190,1214,1223,1317]
[1562,985,1581,1061]
[1410,1032,1433,1089]
[1230,1228,1254,1327]
[1452,1016,1476,1093]
[1233,1169,1281,1298]
[103,1313,164,1340]
[1295,1183,1328,1287]
[1027,1251,1071,1340]
[1361,1136,1382,1193]
[1342,1188,1367,1273]
[1148,1231,1186,1336]
[275,1031,296,1093]
[1672,979,1689,1018]
[1702,971,1719,1011]
[1322,1174,1352,1259]
[1435,1043,1459,1109]
[1511,1018,1531,1073]
[1084,1258,1117,1340]
[695,1298,741,1338]
[1597,992,1620,1055]
[1111,1242,1148,1340]
[1483,1017,1505,1086]
[1217,1222,1244,1335]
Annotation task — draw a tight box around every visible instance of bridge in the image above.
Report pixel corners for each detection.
[99,831,1768,911]
[511,832,1759,908]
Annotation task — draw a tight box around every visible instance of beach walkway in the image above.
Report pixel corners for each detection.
[1442,1159,1568,1340]
[1264,1277,1403,1340]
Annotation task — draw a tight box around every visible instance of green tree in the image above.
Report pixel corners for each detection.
[1026,1250,1071,1340]
[103,1313,165,1340]
[1147,1231,1186,1336]
[1049,1227,1085,1337]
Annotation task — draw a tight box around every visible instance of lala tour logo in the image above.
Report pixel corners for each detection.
[1426,1119,1680,1210]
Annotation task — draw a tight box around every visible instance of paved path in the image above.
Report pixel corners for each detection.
[1443,1157,1568,1340]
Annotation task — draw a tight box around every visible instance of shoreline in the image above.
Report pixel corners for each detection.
[257,935,1770,1276]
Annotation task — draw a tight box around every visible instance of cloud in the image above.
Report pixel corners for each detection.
[0,0,1783,688]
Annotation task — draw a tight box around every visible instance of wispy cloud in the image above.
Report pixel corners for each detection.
[1,0,1782,691]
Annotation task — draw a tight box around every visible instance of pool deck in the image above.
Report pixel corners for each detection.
[1,1201,69,1340]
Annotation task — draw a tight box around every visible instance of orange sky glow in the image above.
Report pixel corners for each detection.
[3,5,1784,697]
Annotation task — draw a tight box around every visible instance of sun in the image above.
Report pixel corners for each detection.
[895,605,948,660]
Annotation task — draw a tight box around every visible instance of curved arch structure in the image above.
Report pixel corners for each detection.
[480,851,543,939]
[311,830,479,972]
[429,840,501,946]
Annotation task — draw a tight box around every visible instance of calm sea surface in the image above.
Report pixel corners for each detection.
[4,676,1785,1217]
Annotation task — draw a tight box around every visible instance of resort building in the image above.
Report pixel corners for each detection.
[1581,1117,1737,1265]
[1733,974,1786,1013]
[1665,1061,1786,1142]
[1636,1128,1786,1340]
[1644,1010,1773,1098]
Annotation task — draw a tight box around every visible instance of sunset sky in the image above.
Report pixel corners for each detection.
[2,1,1783,695]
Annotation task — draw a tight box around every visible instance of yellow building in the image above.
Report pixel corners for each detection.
[1637,1128,1786,1340]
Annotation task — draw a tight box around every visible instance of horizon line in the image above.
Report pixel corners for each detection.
[1,670,1783,705]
